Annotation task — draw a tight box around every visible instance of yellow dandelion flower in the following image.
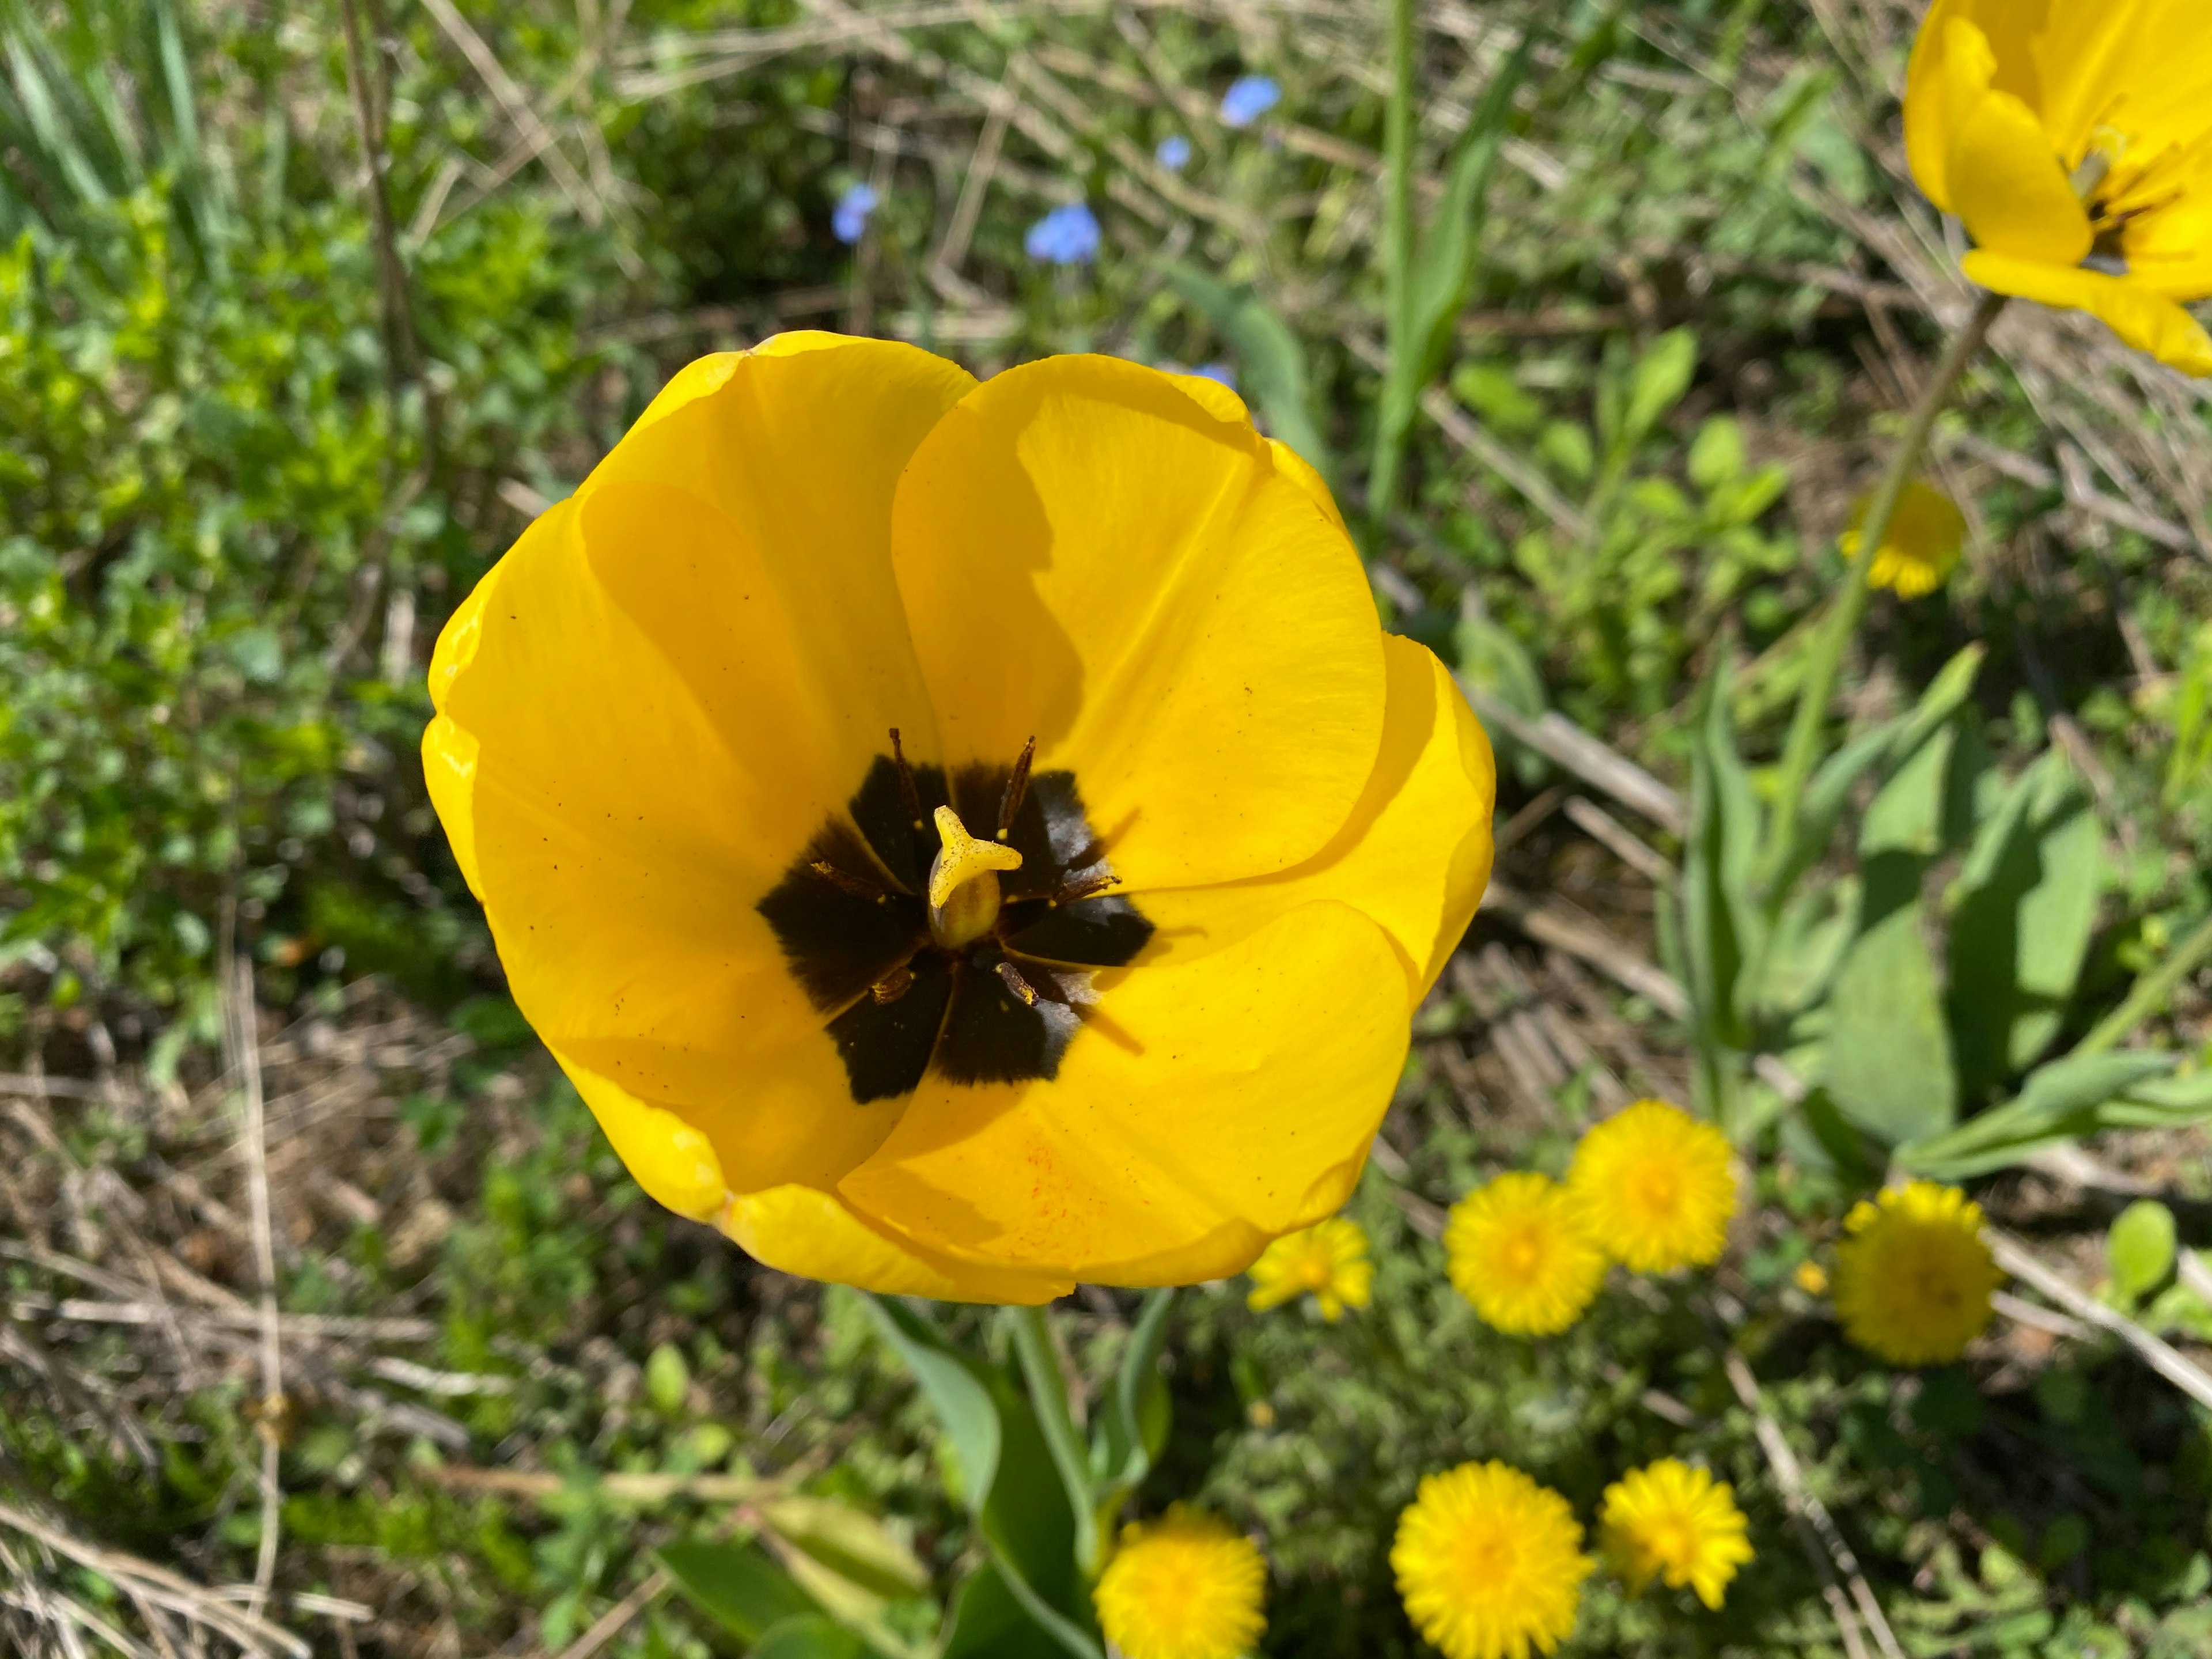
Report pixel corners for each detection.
[424,336,1499,1301]
[1904,0,2212,377]
[1246,1217,1373,1321]
[1445,1173,1606,1338]
[1392,1461,1593,1659]
[1093,1507,1266,1659]
[1840,479,1965,599]
[1793,1259,1828,1297]
[1600,1459,1754,1611]
[1566,1099,1736,1274]
[1832,1181,2004,1366]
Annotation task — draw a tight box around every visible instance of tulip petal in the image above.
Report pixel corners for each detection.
[2021,0,2212,168]
[422,714,483,899]
[1941,21,2090,268]
[1903,0,1976,213]
[890,355,1387,891]
[1132,637,1495,1004]
[722,1184,1072,1304]
[434,340,979,1194]
[1963,249,2212,376]
[558,1047,729,1221]
[836,899,1408,1284]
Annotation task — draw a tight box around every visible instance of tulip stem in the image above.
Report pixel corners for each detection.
[1758,289,2006,894]
[1008,1304,1104,1580]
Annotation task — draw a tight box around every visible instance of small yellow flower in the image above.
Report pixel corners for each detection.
[1445,1173,1606,1338]
[1904,0,2212,376]
[1600,1459,1754,1610]
[1392,1461,1593,1659]
[1245,1217,1373,1321]
[1094,1507,1266,1659]
[1566,1099,1736,1273]
[1839,479,1965,599]
[1832,1181,2004,1366]
[1793,1259,1829,1297]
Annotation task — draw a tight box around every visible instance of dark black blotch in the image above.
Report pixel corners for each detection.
[1001,896,1154,967]
[932,948,1081,1086]
[828,951,955,1103]
[755,820,927,1013]
[848,755,949,893]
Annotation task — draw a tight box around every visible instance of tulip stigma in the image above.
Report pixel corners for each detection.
[928,803,1024,948]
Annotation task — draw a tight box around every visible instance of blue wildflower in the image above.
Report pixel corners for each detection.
[1155,134,1193,172]
[831,182,878,246]
[1025,202,1101,266]
[1219,75,1281,129]
[1194,361,1237,390]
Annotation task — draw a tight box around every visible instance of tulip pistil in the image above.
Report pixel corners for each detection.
[927,804,1024,948]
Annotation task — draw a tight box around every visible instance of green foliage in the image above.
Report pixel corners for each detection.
[0,1,606,1016]
[2107,1201,2179,1306]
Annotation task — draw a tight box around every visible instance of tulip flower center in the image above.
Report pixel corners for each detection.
[757,731,1155,1104]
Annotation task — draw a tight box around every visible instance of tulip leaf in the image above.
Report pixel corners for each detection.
[1947,752,2105,1100]
[866,1297,1095,1658]
[1823,901,1956,1145]
[1766,645,1983,904]
[2108,1200,2179,1304]
[656,1541,820,1642]
[1859,723,1954,858]
[864,1297,1001,1518]
[1893,1049,2176,1180]
[1160,263,1333,488]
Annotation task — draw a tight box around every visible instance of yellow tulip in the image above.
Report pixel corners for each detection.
[1904,0,2212,376]
[423,334,1495,1302]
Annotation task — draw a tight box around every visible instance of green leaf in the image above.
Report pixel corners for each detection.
[1680,656,1763,1127]
[645,1342,689,1415]
[1370,30,1535,510]
[2108,1200,2178,1303]
[1948,752,2105,1099]
[1823,902,1957,1145]
[657,1541,819,1642]
[1687,416,1745,490]
[1767,645,1983,904]
[1620,328,1698,454]
[1895,1050,2175,1179]
[1859,723,1954,858]
[752,1615,872,1659]
[863,1298,1002,1516]
[1160,264,1332,486]
[862,1298,1093,1658]
[762,1495,930,1603]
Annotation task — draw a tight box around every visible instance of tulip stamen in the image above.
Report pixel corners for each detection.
[995,959,1041,1007]
[810,860,890,903]
[870,963,914,1004]
[997,736,1037,841]
[888,726,926,830]
[1052,869,1120,906]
